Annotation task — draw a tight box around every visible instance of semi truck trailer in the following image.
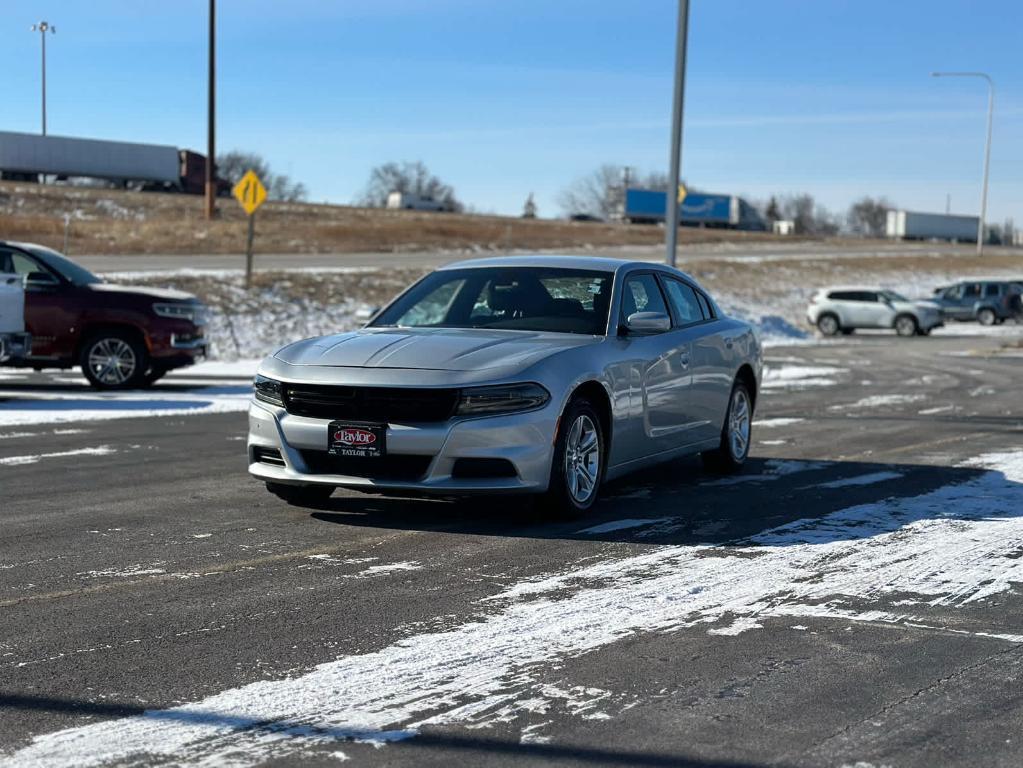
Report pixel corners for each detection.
[0,131,228,195]
[885,210,981,242]
[623,188,766,230]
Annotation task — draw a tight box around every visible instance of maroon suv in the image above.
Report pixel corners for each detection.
[0,241,208,388]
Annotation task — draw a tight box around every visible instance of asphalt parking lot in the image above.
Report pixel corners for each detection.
[2,331,1022,767]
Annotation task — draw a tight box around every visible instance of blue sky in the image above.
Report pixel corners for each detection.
[2,1,1020,222]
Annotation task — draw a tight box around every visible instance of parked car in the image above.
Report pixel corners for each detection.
[931,280,1023,326]
[807,287,943,337]
[248,256,763,515]
[0,242,208,388]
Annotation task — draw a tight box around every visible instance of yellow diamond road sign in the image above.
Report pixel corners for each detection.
[677,183,688,205]
[233,170,267,216]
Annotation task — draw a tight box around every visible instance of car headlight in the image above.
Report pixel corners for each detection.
[153,302,208,325]
[254,374,284,407]
[455,383,550,416]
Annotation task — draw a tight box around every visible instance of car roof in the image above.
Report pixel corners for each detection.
[818,285,888,293]
[440,254,636,272]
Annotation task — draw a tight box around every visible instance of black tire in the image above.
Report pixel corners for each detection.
[894,314,918,337]
[816,313,841,336]
[140,366,168,388]
[539,397,605,518]
[80,331,149,389]
[265,482,334,507]
[977,307,997,326]
[702,380,753,474]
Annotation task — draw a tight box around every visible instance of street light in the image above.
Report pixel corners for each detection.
[665,0,690,267]
[30,21,56,136]
[932,71,994,256]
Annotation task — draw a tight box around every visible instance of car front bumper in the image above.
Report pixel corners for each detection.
[247,400,559,495]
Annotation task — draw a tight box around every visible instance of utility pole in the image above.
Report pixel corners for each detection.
[665,0,690,267]
[932,72,994,256]
[31,21,55,136]
[205,0,217,220]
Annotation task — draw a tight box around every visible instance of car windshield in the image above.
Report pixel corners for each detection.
[25,245,103,286]
[880,290,908,302]
[371,266,614,335]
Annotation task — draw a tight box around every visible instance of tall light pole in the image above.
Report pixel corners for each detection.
[665,0,690,267]
[31,21,56,136]
[205,0,217,220]
[932,71,994,256]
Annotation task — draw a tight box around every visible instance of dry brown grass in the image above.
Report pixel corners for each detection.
[0,180,787,256]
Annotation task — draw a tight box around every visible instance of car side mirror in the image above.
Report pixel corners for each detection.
[25,272,60,290]
[622,311,671,336]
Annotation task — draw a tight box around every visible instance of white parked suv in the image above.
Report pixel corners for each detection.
[807,287,943,337]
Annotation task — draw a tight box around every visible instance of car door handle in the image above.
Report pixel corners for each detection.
[724,337,735,349]
[679,353,691,368]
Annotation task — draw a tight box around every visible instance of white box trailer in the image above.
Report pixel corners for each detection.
[0,130,180,185]
[0,274,31,362]
[386,191,450,212]
[886,210,980,242]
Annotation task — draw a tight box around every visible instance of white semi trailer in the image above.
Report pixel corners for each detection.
[886,210,980,242]
[0,274,30,363]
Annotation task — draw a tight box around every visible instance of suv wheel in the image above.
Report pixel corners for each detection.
[702,380,752,474]
[80,332,148,389]
[977,307,997,326]
[265,482,334,507]
[816,313,841,336]
[540,398,604,518]
[894,315,918,337]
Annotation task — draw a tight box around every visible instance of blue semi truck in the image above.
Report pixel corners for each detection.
[624,188,767,230]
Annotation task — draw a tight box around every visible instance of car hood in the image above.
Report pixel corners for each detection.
[274,327,601,372]
[89,283,198,302]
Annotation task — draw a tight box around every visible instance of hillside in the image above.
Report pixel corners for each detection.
[0,181,784,256]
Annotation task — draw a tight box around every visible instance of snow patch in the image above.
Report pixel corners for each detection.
[0,446,115,466]
[577,518,673,535]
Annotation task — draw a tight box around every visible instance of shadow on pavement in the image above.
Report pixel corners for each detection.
[0,692,771,768]
[308,456,1015,547]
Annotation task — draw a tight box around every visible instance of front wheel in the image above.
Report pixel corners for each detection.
[702,381,752,474]
[80,332,148,389]
[894,315,918,337]
[540,398,604,518]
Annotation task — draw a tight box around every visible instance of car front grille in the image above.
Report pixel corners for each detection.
[298,450,433,481]
[283,384,459,423]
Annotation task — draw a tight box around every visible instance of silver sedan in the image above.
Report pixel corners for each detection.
[248,255,762,515]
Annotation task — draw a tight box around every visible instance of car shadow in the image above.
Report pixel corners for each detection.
[308,455,1019,548]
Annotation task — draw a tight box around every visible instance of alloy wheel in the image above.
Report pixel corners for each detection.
[87,338,137,386]
[564,414,600,504]
[728,388,751,460]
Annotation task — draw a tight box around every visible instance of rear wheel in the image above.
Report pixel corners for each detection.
[540,398,604,518]
[702,381,752,474]
[977,307,997,326]
[265,482,334,507]
[894,314,918,337]
[816,313,840,336]
[80,332,148,389]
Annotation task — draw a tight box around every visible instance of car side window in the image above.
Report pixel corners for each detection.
[0,249,15,273]
[696,291,713,319]
[828,291,854,301]
[963,284,981,299]
[859,292,879,303]
[621,274,668,320]
[662,278,705,327]
[984,283,1000,298]
[10,252,59,286]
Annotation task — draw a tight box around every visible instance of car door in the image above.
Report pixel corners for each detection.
[616,271,696,458]
[4,248,81,361]
[851,291,890,327]
[660,276,731,444]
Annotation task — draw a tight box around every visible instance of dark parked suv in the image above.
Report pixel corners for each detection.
[0,241,208,388]
[932,280,1023,326]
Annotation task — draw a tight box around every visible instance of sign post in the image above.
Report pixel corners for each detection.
[232,170,268,288]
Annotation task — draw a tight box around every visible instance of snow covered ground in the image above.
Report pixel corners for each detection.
[5,447,1022,766]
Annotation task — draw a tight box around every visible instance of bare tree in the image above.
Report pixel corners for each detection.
[558,165,687,219]
[765,196,781,223]
[846,196,894,238]
[216,150,307,202]
[777,193,840,235]
[358,161,462,211]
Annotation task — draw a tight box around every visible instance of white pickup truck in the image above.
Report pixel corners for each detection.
[0,274,31,362]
